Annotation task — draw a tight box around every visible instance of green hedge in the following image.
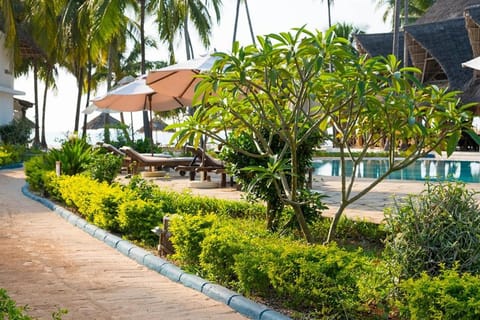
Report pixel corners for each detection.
[398,268,480,319]
[170,213,371,319]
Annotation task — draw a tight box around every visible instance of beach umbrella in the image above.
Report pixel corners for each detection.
[146,54,219,104]
[91,75,189,113]
[462,56,480,71]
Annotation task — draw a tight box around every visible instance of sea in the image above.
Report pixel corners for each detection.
[40,129,174,149]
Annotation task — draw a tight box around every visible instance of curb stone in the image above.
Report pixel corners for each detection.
[0,162,23,170]
[21,183,291,320]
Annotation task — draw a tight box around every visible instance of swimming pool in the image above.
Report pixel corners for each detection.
[312,158,480,183]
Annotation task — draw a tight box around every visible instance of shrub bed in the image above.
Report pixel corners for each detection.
[23,154,480,319]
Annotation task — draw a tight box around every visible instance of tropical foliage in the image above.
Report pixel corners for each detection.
[169,27,475,243]
[0,0,223,142]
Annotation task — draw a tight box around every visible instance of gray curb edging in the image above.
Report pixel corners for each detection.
[21,184,291,320]
[0,162,23,170]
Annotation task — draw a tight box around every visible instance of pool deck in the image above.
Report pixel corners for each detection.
[135,151,480,224]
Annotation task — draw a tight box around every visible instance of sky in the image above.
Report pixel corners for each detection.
[15,0,392,136]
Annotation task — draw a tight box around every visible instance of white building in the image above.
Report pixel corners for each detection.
[0,32,25,126]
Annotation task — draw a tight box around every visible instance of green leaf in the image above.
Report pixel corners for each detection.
[466,129,480,146]
[446,131,461,156]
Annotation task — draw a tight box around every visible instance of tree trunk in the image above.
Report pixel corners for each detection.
[292,203,314,243]
[32,63,40,147]
[74,67,84,133]
[392,0,401,57]
[140,0,151,143]
[82,60,92,139]
[326,205,346,243]
[40,71,50,149]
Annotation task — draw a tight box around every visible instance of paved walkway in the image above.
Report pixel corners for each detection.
[0,168,249,320]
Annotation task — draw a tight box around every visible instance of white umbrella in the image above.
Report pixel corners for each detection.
[462,56,480,71]
[91,75,189,112]
[146,54,219,104]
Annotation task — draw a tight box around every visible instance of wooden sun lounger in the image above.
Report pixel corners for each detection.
[120,146,197,174]
[99,143,132,172]
[175,145,230,187]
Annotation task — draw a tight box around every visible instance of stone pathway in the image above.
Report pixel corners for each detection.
[0,168,248,320]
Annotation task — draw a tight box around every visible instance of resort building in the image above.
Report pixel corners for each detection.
[0,26,40,127]
[354,0,480,150]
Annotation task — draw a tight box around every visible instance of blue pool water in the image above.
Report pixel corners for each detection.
[312,158,480,183]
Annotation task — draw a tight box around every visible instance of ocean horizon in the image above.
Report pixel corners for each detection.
[38,130,174,149]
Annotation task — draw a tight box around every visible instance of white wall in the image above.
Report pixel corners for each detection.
[0,32,18,126]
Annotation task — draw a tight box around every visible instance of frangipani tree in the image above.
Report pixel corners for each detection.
[170,27,477,243]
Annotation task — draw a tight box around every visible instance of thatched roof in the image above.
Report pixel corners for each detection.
[465,5,480,56]
[16,26,44,59]
[404,18,473,90]
[416,0,480,24]
[354,32,406,62]
[84,113,122,130]
[137,118,171,133]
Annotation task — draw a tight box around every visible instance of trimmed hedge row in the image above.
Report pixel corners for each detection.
[169,213,373,318]
[46,174,265,247]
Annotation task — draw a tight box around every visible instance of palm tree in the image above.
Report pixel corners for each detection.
[0,1,45,146]
[332,22,363,44]
[152,0,223,61]
[319,0,334,28]
[232,0,256,47]
[59,0,90,133]
[26,0,62,148]
[376,0,435,24]
[0,0,20,53]
[59,0,131,134]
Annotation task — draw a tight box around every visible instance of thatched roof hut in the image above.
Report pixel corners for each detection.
[354,33,406,62]
[84,113,122,130]
[416,0,480,24]
[465,5,480,64]
[355,1,479,91]
[405,18,473,90]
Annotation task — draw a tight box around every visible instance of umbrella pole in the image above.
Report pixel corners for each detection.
[149,96,154,157]
[130,112,135,143]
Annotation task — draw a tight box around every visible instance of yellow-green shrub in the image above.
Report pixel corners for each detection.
[56,175,125,231]
[117,198,164,246]
[398,268,480,320]
[24,155,52,192]
[0,144,23,166]
[199,222,254,284]
[169,214,219,269]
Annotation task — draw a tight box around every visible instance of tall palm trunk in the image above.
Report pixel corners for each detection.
[83,60,97,141]
[40,69,50,148]
[403,0,409,67]
[140,0,152,142]
[74,66,84,133]
[107,43,132,143]
[392,0,401,57]
[232,0,256,46]
[327,0,332,27]
[32,62,40,147]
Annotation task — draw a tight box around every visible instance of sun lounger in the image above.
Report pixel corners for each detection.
[99,143,132,172]
[120,146,197,174]
[175,145,230,187]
